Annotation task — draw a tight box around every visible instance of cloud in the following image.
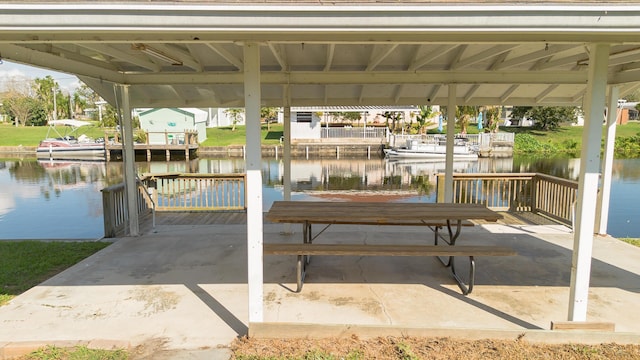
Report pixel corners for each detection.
[0,61,80,93]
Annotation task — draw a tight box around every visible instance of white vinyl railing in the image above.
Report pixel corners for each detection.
[321,127,388,139]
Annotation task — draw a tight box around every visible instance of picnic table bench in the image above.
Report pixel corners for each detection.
[264,201,516,295]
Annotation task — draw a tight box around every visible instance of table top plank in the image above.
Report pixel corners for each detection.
[265,201,502,224]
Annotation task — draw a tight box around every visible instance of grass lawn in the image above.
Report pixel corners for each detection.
[621,238,640,247]
[501,122,640,151]
[18,345,128,360]
[202,124,284,146]
[2,120,640,149]
[0,122,108,146]
[0,240,111,306]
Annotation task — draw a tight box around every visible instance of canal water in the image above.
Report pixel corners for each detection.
[1,155,638,239]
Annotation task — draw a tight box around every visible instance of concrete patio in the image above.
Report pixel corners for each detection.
[1,214,639,358]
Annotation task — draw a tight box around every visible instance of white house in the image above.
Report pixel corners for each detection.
[283,106,422,140]
[207,108,247,128]
[138,108,208,144]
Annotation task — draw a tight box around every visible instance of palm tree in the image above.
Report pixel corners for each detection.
[456,106,476,135]
[224,108,244,131]
[415,105,435,134]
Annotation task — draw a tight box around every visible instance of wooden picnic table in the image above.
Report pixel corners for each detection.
[264,201,511,294]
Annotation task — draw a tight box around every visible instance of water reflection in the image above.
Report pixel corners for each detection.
[0,156,639,239]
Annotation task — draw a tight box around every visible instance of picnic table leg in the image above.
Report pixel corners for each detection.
[303,221,311,265]
[434,219,462,267]
[450,255,475,295]
[295,254,307,293]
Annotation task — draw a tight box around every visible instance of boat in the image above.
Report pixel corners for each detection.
[384,138,478,160]
[36,119,106,160]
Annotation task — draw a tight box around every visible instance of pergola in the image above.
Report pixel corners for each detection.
[2,1,640,329]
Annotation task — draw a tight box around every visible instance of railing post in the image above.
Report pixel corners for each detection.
[102,190,115,238]
[436,174,444,203]
[531,174,539,214]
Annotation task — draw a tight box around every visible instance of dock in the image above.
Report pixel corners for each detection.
[104,130,199,161]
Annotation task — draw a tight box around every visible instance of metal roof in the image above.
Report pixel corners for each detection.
[1,2,640,108]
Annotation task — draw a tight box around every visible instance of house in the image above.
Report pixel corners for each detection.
[138,108,208,144]
[284,106,423,141]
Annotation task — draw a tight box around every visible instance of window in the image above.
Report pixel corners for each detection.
[296,112,312,123]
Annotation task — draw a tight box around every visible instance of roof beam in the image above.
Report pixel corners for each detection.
[535,84,560,103]
[464,84,481,103]
[366,44,399,71]
[494,44,576,70]
[323,85,329,105]
[452,44,520,70]
[324,44,335,72]
[535,53,585,70]
[149,43,203,71]
[500,84,520,103]
[268,42,288,71]
[393,84,404,104]
[446,45,467,70]
[79,43,161,72]
[204,43,243,71]
[123,70,588,85]
[408,45,457,71]
[571,89,586,103]
[427,84,441,103]
[611,68,640,84]
[619,82,640,98]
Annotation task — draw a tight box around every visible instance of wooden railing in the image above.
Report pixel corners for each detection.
[105,130,198,146]
[101,181,154,238]
[142,173,247,211]
[102,173,247,237]
[436,173,578,226]
[532,173,579,225]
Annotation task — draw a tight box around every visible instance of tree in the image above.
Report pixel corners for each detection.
[33,76,57,121]
[456,106,476,135]
[100,103,120,128]
[483,106,502,133]
[338,112,362,125]
[25,98,48,126]
[510,106,578,130]
[225,108,244,131]
[2,75,36,127]
[260,107,279,130]
[380,111,403,132]
[414,105,435,134]
[74,84,103,119]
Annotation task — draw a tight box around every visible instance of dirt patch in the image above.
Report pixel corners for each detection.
[230,335,640,359]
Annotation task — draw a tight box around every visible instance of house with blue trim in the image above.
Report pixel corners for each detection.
[138,108,208,144]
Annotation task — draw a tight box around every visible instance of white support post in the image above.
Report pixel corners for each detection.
[282,104,292,234]
[596,86,619,235]
[244,43,264,323]
[568,43,609,321]
[444,84,457,203]
[116,84,139,237]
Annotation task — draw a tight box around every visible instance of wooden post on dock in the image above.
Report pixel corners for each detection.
[185,131,190,160]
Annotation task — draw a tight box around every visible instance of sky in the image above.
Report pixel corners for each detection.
[0,60,82,94]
